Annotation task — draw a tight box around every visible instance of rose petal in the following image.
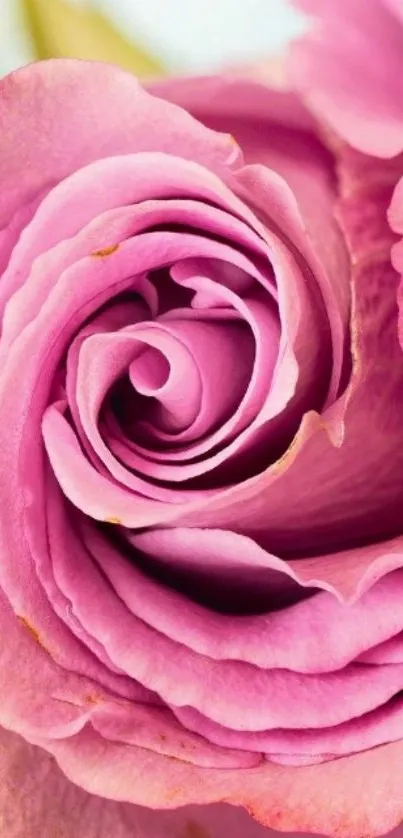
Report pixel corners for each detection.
[0,724,284,838]
[2,194,273,354]
[233,164,348,401]
[34,725,403,836]
[0,191,46,276]
[0,530,257,769]
[149,74,316,132]
[150,73,350,380]
[288,0,403,157]
[28,493,403,736]
[165,142,403,583]
[0,151,258,334]
[78,315,256,478]
[173,694,403,762]
[127,528,403,672]
[0,59,240,228]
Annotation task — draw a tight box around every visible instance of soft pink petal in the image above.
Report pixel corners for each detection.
[148,73,316,134]
[0,59,240,228]
[33,726,403,837]
[385,0,403,22]
[0,725,276,838]
[12,197,403,574]
[288,0,403,157]
[0,541,258,769]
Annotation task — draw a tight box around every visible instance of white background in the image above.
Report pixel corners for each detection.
[0,0,303,76]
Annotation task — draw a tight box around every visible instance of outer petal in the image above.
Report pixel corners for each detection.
[288,0,403,157]
[0,59,240,228]
[33,726,403,837]
[0,725,274,838]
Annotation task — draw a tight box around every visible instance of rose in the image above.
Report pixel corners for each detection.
[1,57,403,838]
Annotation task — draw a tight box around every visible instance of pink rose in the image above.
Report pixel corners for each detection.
[1,57,403,837]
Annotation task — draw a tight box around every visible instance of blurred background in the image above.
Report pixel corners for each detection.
[0,0,304,79]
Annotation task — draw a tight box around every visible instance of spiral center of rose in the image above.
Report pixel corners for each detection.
[39,159,331,532]
[56,248,283,491]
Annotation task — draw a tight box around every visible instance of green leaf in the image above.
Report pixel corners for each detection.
[21,0,165,77]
